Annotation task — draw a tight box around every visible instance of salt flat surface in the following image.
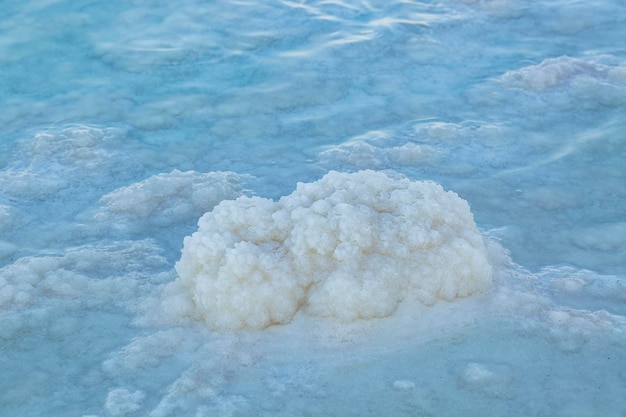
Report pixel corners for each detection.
[0,0,625,415]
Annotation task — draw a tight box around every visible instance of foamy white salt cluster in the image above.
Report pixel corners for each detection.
[166,170,493,330]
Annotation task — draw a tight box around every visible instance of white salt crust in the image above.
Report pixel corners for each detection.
[166,170,493,330]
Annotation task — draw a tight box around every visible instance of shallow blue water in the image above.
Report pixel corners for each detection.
[1,0,625,416]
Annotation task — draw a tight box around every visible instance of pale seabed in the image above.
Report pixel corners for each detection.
[0,0,625,416]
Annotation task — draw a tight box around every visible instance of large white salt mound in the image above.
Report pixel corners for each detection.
[169,170,493,330]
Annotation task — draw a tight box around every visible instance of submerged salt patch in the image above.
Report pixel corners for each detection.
[94,170,242,229]
[105,388,145,416]
[0,205,16,230]
[393,380,416,390]
[501,56,598,91]
[0,240,169,314]
[458,362,515,399]
[499,55,626,107]
[168,170,493,330]
[0,125,133,200]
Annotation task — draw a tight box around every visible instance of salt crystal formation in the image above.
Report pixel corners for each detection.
[167,170,493,330]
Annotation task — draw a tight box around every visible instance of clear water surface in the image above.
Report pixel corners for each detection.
[1,0,625,416]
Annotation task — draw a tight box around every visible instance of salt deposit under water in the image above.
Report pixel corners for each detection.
[0,0,625,416]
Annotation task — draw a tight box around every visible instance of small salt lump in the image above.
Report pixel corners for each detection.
[167,170,493,330]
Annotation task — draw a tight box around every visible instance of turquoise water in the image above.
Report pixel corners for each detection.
[1,0,625,415]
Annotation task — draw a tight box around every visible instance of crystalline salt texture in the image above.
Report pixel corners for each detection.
[167,170,493,330]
